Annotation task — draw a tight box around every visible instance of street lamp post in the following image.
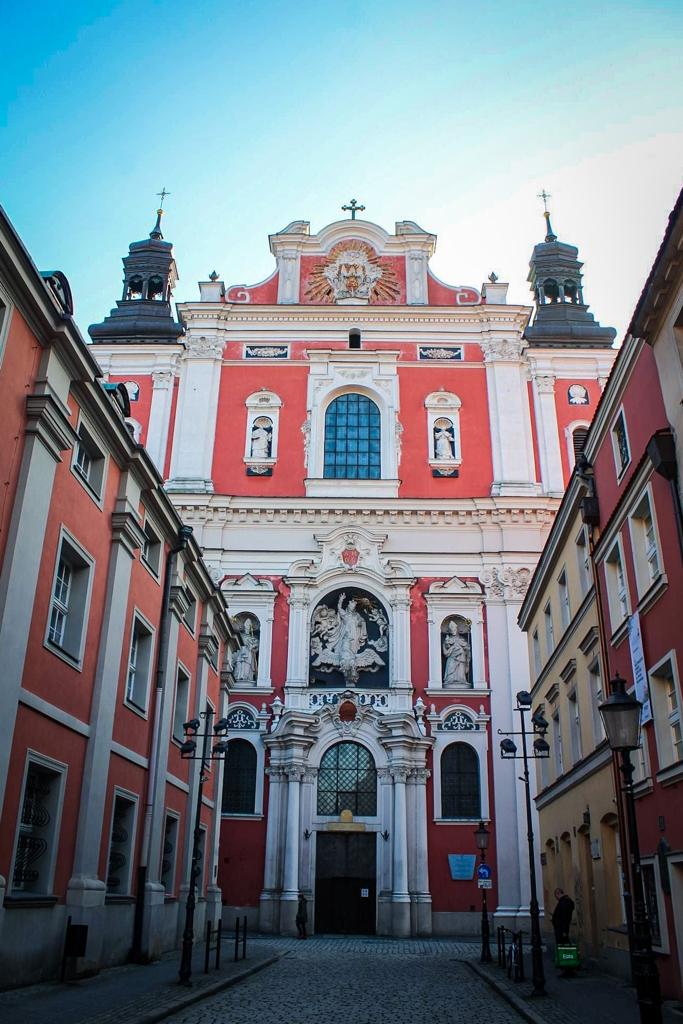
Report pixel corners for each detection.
[474,820,492,963]
[498,690,550,997]
[599,674,662,1024]
[177,709,230,986]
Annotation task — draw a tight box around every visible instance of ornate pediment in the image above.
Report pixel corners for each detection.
[427,576,483,596]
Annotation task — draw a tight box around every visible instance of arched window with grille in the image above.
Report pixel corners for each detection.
[323,393,381,480]
[441,742,480,819]
[317,741,377,816]
[572,426,588,462]
[222,739,257,814]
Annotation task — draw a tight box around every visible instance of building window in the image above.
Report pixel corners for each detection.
[183,590,197,635]
[629,490,662,597]
[611,410,631,477]
[589,660,605,745]
[0,285,13,367]
[323,393,381,480]
[161,813,179,894]
[532,629,542,677]
[71,419,106,500]
[558,569,571,630]
[106,793,137,895]
[649,654,682,770]
[568,690,582,764]
[45,532,94,667]
[12,758,65,895]
[441,743,480,819]
[172,664,191,742]
[196,826,207,895]
[641,864,663,948]
[544,601,555,656]
[317,742,377,816]
[221,739,257,815]
[572,427,589,463]
[576,526,591,596]
[604,540,629,633]
[141,518,162,577]
[125,613,154,712]
[552,711,563,777]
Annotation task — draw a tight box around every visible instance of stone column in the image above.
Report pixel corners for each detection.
[167,335,224,493]
[284,584,310,709]
[0,387,76,818]
[376,768,393,935]
[275,247,302,304]
[66,489,145,975]
[146,369,176,473]
[206,660,227,926]
[259,766,285,932]
[412,768,432,935]
[480,337,538,497]
[531,373,564,496]
[280,766,303,935]
[390,767,411,937]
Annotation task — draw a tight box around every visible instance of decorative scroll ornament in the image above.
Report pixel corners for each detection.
[481,566,531,601]
[245,345,288,359]
[305,241,400,304]
[226,707,258,730]
[442,710,477,731]
[418,346,463,360]
[310,591,388,685]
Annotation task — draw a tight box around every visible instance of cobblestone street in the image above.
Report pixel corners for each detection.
[164,937,523,1024]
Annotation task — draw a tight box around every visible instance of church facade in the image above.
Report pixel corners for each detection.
[91,206,616,936]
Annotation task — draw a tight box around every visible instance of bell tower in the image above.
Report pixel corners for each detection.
[525,199,615,347]
[89,198,183,345]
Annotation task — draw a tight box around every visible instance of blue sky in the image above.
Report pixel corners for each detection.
[2,1,682,338]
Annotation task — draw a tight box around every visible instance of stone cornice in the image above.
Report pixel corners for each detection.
[25,392,78,461]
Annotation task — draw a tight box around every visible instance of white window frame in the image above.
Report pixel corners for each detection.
[641,857,669,953]
[160,810,180,895]
[124,610,156,715]
[9,750,67,897]
[576,525,592,596]
[568,689,582,764]
[424,391,462,470]
[70,414,108,506]
[429,705,490,823]
[610,407,631,480]
[0,277,14,370]
[182,586,197,637]
[221,726,265,818]
[221,575,277,691]
[552,710,563,778]
[244,390,282,468]
[105,789,139,896]
[196,824,208,896]
[628,485,663,599]
[544,601,555,657]
[558,567,571,631]
[603,537,630,635]
[140,514,162,580]
[424,581,486,692]
[648,651,682,771]
[172,661,191,744]
[532,629,542,677]
[588,657,605,746]
[44,527,95,670]
[565,419,591,471]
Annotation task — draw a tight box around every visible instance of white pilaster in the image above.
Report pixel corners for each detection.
[146,370,175,472]
[167,335,224,492]
[531,373,565,496]
[279,766,302,934]
[412,768,432,935]
[481,337,539,497]
[259,766,285,932]
[390,767,410,936]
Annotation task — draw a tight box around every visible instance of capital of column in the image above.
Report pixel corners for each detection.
[409,768,431,784]
[283,765,305,782]
[184,335,225,360]
[152,369,175,390]
[535,374,556,395]
[389,766,410,784]
[479,337,526,363]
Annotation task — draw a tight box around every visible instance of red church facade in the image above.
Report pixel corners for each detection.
[92,207,616,938]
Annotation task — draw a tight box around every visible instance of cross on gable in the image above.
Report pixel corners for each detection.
[342,199,366,220]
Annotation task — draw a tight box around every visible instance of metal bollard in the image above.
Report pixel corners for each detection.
[242,914,247,959]
[234,916,240,963]
[215,919,222,970]
[204,919,211,974]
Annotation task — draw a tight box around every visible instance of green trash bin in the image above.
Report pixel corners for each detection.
[554,944,580,968]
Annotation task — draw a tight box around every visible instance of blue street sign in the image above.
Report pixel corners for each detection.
[477,863,492,880]
[448,854,476,880]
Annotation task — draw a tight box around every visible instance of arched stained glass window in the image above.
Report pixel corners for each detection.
[441,742,480,819]
[222,739,257,814]
[317,742,377,816]
[323,394,381,480]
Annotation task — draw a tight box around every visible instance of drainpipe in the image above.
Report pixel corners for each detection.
[131,524,194,962]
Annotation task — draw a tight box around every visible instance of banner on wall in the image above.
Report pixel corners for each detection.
[628,612,652,725]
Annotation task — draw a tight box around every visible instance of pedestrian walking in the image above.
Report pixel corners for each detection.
[551,887,575,946]
[296,892,308,939]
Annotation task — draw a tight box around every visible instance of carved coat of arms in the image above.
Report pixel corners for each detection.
[305,241,400,305]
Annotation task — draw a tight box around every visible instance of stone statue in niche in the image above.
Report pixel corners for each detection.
[441,617,472,687]
[250,417,273,460]
[232,616,260,683]
[310,591,388,685]
[434,418,455,460]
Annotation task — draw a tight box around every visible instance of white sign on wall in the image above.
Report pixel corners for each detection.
[628,612,652,725]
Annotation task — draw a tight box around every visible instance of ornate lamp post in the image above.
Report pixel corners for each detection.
[599,674,662,1024]
[498,690,550,997]
[178,708,230,986]
[474,820,492,962]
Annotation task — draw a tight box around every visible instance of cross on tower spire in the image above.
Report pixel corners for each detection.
[342,199,365,220]
[157,187,171,209]
[537,188,557,243]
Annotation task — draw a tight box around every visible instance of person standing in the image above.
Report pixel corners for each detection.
[551,887,575,946]
[296,892,308,940]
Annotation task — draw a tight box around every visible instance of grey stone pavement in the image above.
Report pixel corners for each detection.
[1,935,681,1024]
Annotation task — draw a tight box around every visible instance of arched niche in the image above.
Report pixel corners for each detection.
[440,615,473,688]
[309,587,389,688]
[230,612,260,686]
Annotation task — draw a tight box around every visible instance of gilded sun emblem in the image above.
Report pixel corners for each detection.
[305,241,401,304]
